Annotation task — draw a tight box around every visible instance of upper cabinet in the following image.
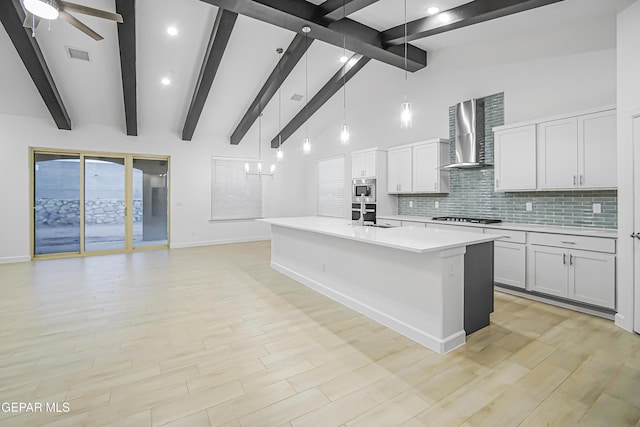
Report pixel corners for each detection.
[351,149,377,178]
[494,107,617,192]
[387,147,412,193]
[387,139,449,194]
[494,125,537,192]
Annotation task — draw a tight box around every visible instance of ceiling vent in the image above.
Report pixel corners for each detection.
[66,46,91,62]
[290,94,304,102]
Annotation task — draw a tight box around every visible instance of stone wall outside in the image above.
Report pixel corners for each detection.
[35,199,143,226]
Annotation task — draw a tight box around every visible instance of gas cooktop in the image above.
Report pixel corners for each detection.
[431,216,502,224]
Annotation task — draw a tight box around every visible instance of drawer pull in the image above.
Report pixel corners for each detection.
[631,233,637,238]
[569,254,573,265]
[563,253,567,264]
[561,241,576,245]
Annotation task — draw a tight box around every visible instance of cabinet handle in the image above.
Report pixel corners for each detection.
[563,253,566,264]
[579,175,583,185]
[569,254,573,265]
[636,234,640,240]
[573,175,577,186]
[561,241,576,245]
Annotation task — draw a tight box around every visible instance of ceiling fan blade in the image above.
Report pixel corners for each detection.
[58,10,104,41]
[22,12,42,29]
[58,1,123,23]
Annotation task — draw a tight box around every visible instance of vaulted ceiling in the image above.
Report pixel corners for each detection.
[0,0,633,146]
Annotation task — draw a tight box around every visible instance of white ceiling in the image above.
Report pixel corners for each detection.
[0,0,634,143]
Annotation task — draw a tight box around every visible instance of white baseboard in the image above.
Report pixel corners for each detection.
[615,313,634,332]
[0,256,31,264]
[271,261,465,354]
[171,236,270,249]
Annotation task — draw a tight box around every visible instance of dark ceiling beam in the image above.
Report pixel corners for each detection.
[230,35,313,145]
[199,0,426,72]
[182,9,238,141]
[319,0,380,21]
[0,0,71,130]
[115,0,136,136]
[382,0,565,45]
[271,54,370,148]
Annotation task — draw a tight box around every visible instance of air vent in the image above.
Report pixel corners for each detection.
[290,94,304,102]
[66,46,90,62]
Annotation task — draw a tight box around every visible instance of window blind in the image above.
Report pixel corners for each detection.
[211,158,262,220]
[317,156,345,218]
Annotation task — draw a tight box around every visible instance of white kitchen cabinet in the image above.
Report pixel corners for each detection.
[527,245,569,297]
[527,233,616,309]
[537,117,579,190]
[412,140,449,193]
[494,242,527,289]
[387,147,412,193]
[578,110,617,189]
[493,125,537,191]
[351,149,377,178]
[537,109,617,190]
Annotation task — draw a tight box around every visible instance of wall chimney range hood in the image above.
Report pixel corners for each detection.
[442,98,487,169]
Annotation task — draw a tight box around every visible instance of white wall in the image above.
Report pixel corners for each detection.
[0,114,311,263]
[616,0,640,331]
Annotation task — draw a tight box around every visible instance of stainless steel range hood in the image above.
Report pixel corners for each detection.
[442,98,486,169]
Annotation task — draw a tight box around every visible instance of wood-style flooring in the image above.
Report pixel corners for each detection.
[0,241,639,426]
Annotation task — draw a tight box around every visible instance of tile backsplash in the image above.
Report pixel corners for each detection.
[398,93,617,229]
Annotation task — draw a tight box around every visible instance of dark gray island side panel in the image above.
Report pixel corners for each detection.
[464,241,494,335]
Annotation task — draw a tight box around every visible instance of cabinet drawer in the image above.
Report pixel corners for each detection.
[484,228,526,244]
[528,233,615,253]
[401,220,426,227]
[377,219,401,227]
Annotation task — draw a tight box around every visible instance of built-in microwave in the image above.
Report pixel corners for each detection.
[352,178,376,203]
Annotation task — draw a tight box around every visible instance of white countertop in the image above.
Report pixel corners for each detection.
[377,215,618,239]
[259,216,501,254]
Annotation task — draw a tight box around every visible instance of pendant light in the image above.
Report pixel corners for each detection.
[245,102,275,177]
[275,47,285,161]
[400,0,412,129]
[302,26,312,155]
[339,0,350,146]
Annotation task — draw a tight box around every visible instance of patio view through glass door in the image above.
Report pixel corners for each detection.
[32,150,169,258]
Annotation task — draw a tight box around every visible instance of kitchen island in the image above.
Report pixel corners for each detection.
[259,217,502,353]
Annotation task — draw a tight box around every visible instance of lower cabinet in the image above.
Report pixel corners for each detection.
[527,244,615,309]
[494,241,526,289]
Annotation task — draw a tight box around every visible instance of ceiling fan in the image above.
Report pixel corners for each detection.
[22,0,123,41]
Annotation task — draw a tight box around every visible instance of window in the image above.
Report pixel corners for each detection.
[211,158,262,220]
[317,155,345,218]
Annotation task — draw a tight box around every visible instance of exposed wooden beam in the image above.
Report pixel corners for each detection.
[382,0,565,45]
[199,0,426,72]
[271,54,370,148]
[115,0,136,136]
[318,0,380,21]
[182,9,238,141]
[230,35,313,145]
[0,0,71,130]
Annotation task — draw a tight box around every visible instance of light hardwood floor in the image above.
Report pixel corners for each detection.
[0,241,639,426]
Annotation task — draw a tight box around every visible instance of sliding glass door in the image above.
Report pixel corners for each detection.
[32,150,169,258]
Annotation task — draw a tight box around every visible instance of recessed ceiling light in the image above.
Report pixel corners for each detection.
[339,55,348,64]
[439,12,452,23]
[161,77,171,86]
[427,6,440,15]
[167,26,178,36]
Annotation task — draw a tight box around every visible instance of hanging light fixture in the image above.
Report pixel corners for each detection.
[275,48,285,162]
[302,26,312,155]
[24,0,59,20]
[400,0,412,129]
[245,106,275,178]
[339,0,350,146]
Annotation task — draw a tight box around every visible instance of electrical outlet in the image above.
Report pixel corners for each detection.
[526,202,532,211]
[593,203,602,214]
[435,201,439,209]
[409,200,413,208]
